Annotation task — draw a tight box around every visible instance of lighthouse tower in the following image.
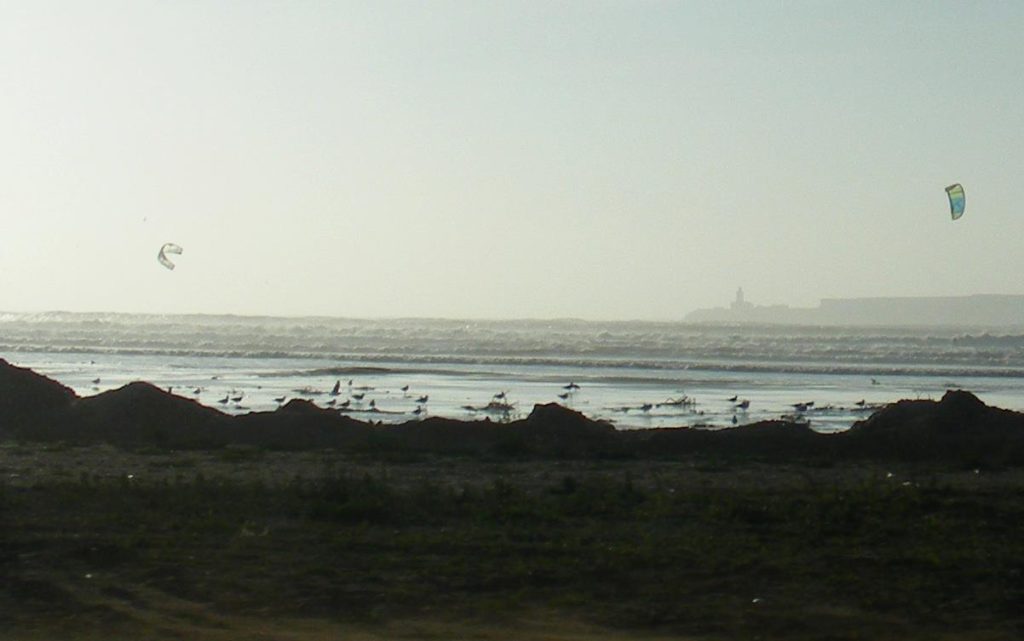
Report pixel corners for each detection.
[731,287,753,311]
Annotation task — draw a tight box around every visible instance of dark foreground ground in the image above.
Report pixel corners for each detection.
[3,444,1023,641]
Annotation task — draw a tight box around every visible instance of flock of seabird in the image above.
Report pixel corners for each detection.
[83,373,886,426]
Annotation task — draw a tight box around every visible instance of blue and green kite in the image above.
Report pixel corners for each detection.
[945,183,966,221]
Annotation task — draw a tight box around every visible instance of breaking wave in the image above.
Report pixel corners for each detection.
[3,311,1024,378]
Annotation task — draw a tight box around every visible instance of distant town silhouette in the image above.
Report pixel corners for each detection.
[686,289,1024,327]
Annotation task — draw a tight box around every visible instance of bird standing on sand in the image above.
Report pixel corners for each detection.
[557,392,570,401]
[727,395,738,402]
[352,392,365,401]
[416,395,429,404]
[217,394,230,405]
[736,399,750,410]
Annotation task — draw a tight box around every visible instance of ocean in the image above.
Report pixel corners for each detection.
[4,311,1024,433]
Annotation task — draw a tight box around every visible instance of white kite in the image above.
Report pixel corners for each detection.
[157,243,183,270]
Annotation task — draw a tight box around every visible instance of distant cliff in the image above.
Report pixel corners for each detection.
[685,294,1024,327]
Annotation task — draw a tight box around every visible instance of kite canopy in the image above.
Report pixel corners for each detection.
[157,243,183,270]
[946,183,965,220]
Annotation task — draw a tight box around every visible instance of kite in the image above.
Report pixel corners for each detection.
[945,183,965,221]
[157,243,183,270]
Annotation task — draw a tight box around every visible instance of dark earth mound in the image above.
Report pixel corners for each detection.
[839,389,1024,466]
[0,358,77,427]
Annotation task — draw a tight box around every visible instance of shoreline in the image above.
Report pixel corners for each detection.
[6,357,1024,466]
[10,317,1024,432]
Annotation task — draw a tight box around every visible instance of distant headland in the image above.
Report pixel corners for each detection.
[686,289,1024,327]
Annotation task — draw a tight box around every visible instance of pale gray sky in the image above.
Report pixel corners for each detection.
[2,1,1022,320]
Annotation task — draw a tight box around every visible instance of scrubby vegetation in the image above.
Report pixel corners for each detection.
[3,448,1024,640]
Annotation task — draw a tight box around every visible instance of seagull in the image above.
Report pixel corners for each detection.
[557,392,570,400]
[416,395,429,404]
[273,396,286,404]
[338,399,350,409]
[412,406,425,416]
[193,387,202,395]
[640,403,653,413]
[369,399,377,410]
[493,391,507,400]
[92,377,101,385]
[792,403,808,412]
[736,399,750,410]
[325,399,336,407]
[351,392,365,401]
[563,382,581,390]
[727,395,738,402]
[400,384,410,393]
[217,394,230,405]
[330,381,341,396]
[230,393,244,403]
[855,399,866,407]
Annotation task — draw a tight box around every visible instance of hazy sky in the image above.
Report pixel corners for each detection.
[2,1,1022,320]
